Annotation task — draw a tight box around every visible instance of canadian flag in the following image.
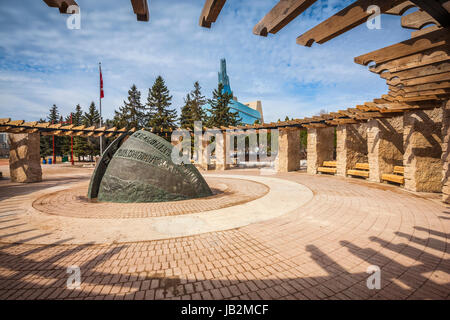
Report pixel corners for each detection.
[99,64,104,99]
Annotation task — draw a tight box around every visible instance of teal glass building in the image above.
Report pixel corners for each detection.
[204,59,263,125]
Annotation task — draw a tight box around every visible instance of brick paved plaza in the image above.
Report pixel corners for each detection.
[0,164,448,300]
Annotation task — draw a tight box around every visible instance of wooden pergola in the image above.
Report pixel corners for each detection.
[198,0,450,131]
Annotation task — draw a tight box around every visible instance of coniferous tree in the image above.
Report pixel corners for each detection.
[45,104,62,158]
[147,76,178,135]
[71,104,88,161]
[83,102,101,160]
[39,118,51,158]
[180,94,193,129]
[206,83,241,127]
[113,84,145,130]
[180,81,206,129]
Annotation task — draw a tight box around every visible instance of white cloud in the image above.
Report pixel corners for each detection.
[0,0,411,123]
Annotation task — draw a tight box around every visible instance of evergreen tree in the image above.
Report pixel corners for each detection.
[113,84,145,130]
[180,94,193,129]
[71,104,88,161]
[83,102,101,160]
[206,83,241,127]
[39,118,51,158]
[180,81,206,129]
[44,104,62,158]
[147,76,178,134]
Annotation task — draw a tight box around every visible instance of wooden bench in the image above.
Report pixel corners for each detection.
[347,163,369,178]
[317,161,337,174]
[381,166,405,184]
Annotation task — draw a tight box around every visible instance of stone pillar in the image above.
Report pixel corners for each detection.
[367,117,403,182]
[307,127,334,174]
[403,107,443,192]
[8,133,42,183]
[441,100,450,202]
[336,123,368,177]
[276,127,300,172]
[216,132,230,171]
[197,138,210,171]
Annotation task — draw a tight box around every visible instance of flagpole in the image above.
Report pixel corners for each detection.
[99,62,103,156]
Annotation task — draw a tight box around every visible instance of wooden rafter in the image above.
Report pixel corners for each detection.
[130,0,149,22]
[388,71,450,86]
[369,44,450,74]
[199,0,227,28]
[401,9,439,29]
[296,0,406,47]
[383,61,450,80]
[409,0,450,27]
[355,27,450,65]
[43,0,78,14]
[253,0,317,36]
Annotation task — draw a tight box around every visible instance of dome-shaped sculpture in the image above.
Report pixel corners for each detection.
[88,130,212,203]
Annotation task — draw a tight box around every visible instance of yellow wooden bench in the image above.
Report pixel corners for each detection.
[347,163,369,178]
[381,166,404,184]
[318,161,337,174]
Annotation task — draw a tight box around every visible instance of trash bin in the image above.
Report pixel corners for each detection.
[48,158,52,165]
[62,156,68,163]
[42,159,47,164]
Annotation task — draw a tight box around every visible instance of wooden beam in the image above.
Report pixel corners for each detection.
[199,0,227,28]
[404,87,450,96]
[369,44,450,74]
[398,80,450,92]
[409,0,450,27]
[130,0,149,22]
[401,9,439,30]
[394,71,450,86]
[0,118,11,125]
[253,0,317,36]
[385,1,416,15]
[43,0,78,14]
[386,61,450,80]
[296,0,405,46]
[411,25,442,37]
[355,27,450,65]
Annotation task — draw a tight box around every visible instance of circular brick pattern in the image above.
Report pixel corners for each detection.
[0,167,448,300]
[32,177,269,219]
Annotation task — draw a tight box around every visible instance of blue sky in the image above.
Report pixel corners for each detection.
[0,0,415,123]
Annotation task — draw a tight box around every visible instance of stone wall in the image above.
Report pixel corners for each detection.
[8,133,42,183]
[442,100,450,203]
[277,128,300,172]
[404,107,443,192]
[307,127,335,174]
[367,117,403,182]
[336,123,368,176]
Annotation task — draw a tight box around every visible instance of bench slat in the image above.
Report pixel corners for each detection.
[318,167,337,174]
[347,169,369,178]
[393,166,404,174]
[382,173,404,184]
[354,163,369,170]
[323,161,337,167]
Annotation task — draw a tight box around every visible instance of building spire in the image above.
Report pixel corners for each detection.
[218,58,232,95]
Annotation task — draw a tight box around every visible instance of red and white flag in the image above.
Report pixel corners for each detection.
[99,64,104,99]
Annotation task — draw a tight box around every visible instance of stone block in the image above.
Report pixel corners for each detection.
[8,133,42,183]
[404,106,443,192]
[336,123,368,177]
[307,127,335,174]
[277,128,300,172]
